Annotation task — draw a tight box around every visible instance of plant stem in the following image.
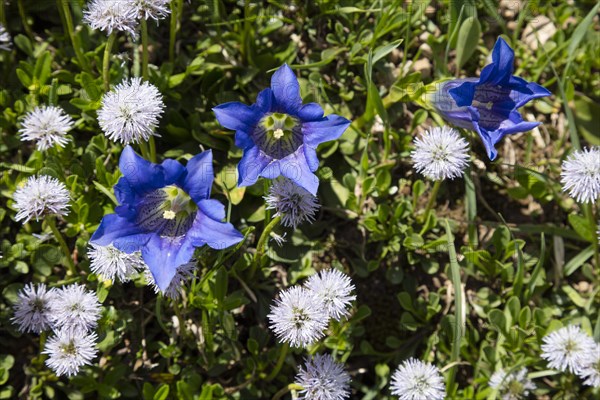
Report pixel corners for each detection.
[17,0,35,40]
[272,383,304,400]
[423,179,442,219]
[103,32,117,92]
[169,0,182,63]
[46,216,76,276]
[138,140,151,160]
[252,216,281,265]
[265,342,289,382]
[583,202,599,269]
[141,18,149,81]
[444,219,465,395]
[58,0,90,73]
[148,136,157,163]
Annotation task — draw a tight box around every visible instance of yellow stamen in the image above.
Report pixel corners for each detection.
[273,128,285,139]
[163,210,176,220]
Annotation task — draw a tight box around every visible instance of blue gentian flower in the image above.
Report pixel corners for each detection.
[90,146,243,291]
[430,37,551,160]
[213,64,351,195]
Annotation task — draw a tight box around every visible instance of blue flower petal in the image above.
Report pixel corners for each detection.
[114,177,135,205]
[238,146,272,187]
[271,64,302,115]
[260,160,281,179]
[280,148,319,195]
[182,150,214,204]
[90,213,148,247]
[188,209,244,250]
[119,146,165,194]
[298,103,324,122]
[213,102,262,132]
[161,159,186,185]
[303,145,319,172]
[255,88,274,113]
[113,232,153,253]
[198,199,226,221]
[303,114,351,148]
[142,234,196,292]
[479,37,514,85]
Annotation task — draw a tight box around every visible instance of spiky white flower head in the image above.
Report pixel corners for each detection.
[145,261,196,299]
[132,0,171,21]
[43,329,98,377]
[270,231,287,246]
[49,284,102,333]
[295,353,351,400]
[98,77,165,144]
[304,269,356,321]
[0,23,11,51]
[11,283,56,334]
[88,243,146,282]
[19,106,74,151]
[489,368,536,400]
[265,178,320,229]
[267,286,329,348]
[540,325,596,373]
[390,358,446,400]
[578,343,600,388]
[83,0,139,36]
[560,147,600,203]
[13,176,70,223]
[411,126,470,181]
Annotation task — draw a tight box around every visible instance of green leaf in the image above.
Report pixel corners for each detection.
[568,214,596,242]
[564,1,600,79]
[488,309,507,335]
[455,16,481,70]
[564,245,594,276]
[213,266,228,303]
[81,72,102,102]
[372,39,403,64]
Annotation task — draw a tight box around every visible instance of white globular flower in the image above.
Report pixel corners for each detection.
[83,0,139,36]
[49,284,102,333]
[0,23,11,51]
[145,261,196,299]
[390,358,446,400]
[88,243,146,282]
[132,0,171,21]
[13,176,71,223]
[11,283,56,334]
[411,126,470,181]
[19,106,74,151]
[304,269,356,321]
[43,329,98,377]
[265,178,320,229]
[560,147,600,203]
[578,343,600,388]
[98,77,165,144]
[489,368,536,400]
[540,325,596,373]
[295,353,351,400]
[267,286,329,348]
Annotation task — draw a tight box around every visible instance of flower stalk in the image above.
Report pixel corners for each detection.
[265,342,289,382]
[103,32,117,92]
[46,216,76,276]
[251,215,282,277]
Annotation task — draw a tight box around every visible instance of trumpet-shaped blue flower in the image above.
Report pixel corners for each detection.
[91,146,243,291]
[430,37,551,160]
[213,64,351,195]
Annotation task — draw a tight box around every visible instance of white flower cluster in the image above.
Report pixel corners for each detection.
[13,175,71,223]
[84,0,171,36]
[268,269,355,348]
[295,353,351,400]
[265,178,320,229]
[489,368,536,400]
[12,283,102,377]
[411,126,470,181]
[19,106,74,151]
[560,147,600,204]
[0,23,11,51]
[390,358,446,400]
[541,325,600,388]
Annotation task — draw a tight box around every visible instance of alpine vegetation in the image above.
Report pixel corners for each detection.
[560,147,600,203]
[88,243,146,282]
[267,286,329,348]
[410,126,470,181]
[429,37,550,160]
[97,77,165,144]
[48,284,102,333]
[83,0,139,36]
[540,325,597,373]
[265,177,320,229]
[43,329,98,377]
[295,353,351,400]
[90,146,243,292]
[390,358,446,400]
[13,176,71,223]
[213,64,351,195]
[304,269,356,321]
[489,368,536,400]
[19,106,73,151]
[11,283,56,334]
